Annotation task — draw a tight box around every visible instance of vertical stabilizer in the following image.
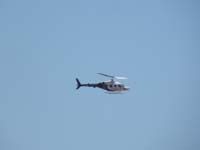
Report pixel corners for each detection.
[76,78,81,89]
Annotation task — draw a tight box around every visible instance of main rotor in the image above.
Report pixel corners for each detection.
[98,73,128,80]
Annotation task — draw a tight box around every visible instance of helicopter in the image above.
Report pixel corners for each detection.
[76,73,130,93]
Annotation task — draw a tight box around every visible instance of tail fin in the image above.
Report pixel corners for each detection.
[76,78,81,90]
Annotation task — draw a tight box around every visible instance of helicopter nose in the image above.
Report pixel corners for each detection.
[124,86,130,91]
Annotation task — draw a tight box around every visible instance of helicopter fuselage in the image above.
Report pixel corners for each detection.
[76,78,129,92]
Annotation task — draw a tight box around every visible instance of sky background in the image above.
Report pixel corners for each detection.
[0,0,200,150]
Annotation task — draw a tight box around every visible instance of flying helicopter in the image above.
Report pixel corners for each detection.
[76,73,130,93]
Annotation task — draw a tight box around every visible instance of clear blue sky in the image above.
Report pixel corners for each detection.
[0,0,200,150]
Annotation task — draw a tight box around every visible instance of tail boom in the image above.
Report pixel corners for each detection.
[75,78,100,90]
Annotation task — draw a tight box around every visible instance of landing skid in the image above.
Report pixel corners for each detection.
[105,91,123,94]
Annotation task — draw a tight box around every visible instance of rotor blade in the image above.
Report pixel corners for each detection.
[98,73,114,78]
[98,73,128,80]
[115,76,128,80]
